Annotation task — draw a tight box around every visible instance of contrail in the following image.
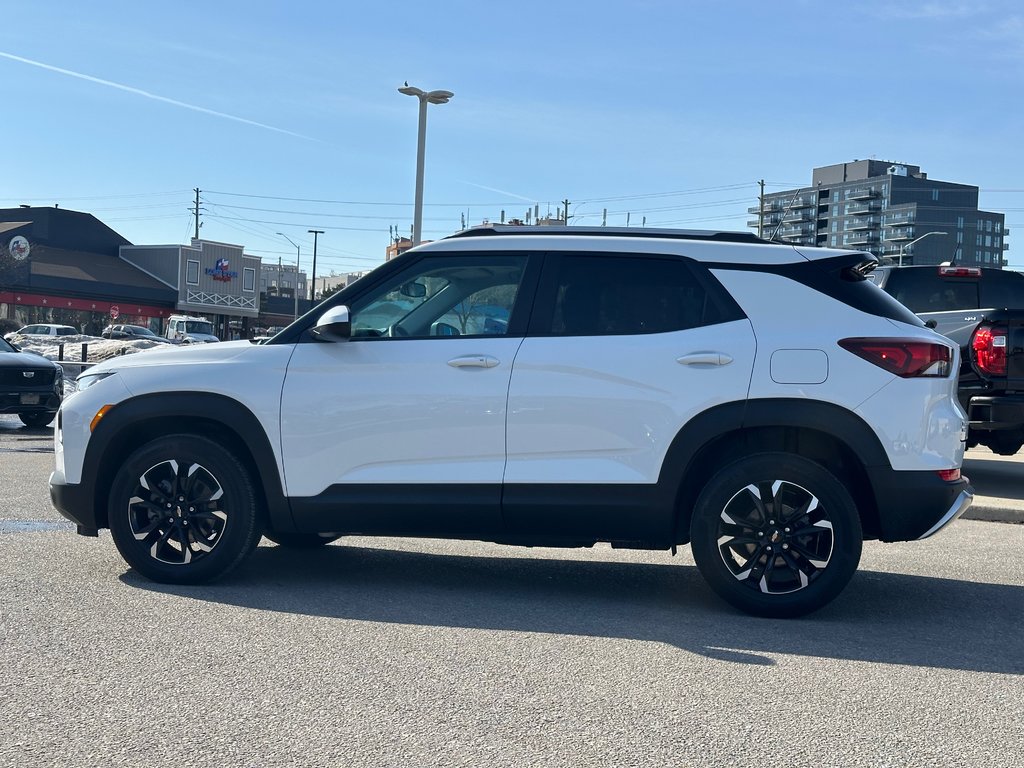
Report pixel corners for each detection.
[0,50,317,141]
[460,181,537,203]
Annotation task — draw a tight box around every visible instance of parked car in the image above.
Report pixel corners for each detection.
[871,264,1024,454]
[4,323,79,341]
[0,336,63,427]
[101,324,173,344]
[50,226,971,617]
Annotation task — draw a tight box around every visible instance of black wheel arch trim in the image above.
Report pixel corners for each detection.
[77,392,291,533]
[659,398,893,541]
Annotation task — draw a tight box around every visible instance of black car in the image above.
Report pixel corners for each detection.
[101,324,172,344]
[0,337,63,427]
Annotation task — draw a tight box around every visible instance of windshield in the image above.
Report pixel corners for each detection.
[130,326,157,337]
[185,321,214,334]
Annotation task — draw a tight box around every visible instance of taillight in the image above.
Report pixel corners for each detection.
[972,324,1007,375]
[839,338,952,377]
[937,468,961,482]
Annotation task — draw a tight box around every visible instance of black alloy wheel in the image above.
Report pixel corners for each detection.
[109,435,262,584]
[689,453,862,618]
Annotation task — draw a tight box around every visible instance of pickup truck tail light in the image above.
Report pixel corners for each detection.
[972,324,1007,376]
[838,338,952,378]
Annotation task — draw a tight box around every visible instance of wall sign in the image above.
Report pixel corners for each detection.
[9,235,30,260]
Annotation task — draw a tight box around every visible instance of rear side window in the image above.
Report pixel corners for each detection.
[883,270,979,312]
[548,254,728,336]
[980,271,1024,309]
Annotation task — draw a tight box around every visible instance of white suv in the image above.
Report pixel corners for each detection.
[49,227,972,617]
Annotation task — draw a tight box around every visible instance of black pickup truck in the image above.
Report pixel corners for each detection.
[871,265,1024,455]
[967,312,1024,454]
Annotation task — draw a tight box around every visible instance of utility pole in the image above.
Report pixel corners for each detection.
[562,198,571,225]
[308,229,324,302]
[757,180,765,239]
[193,188,201,241]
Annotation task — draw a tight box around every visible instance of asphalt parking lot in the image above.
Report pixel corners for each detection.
[1,415,1022,767]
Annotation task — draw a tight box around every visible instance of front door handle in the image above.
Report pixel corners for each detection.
[448,355,500,368]
[677,352,734,366]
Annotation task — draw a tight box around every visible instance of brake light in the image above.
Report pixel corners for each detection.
[839,338,952,377]
[937,469,961,482]
[972,324,1007,376]
[938,266,982,278]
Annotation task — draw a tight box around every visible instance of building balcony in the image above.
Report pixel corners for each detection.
[845,218,880,231]
[846,233,879,246]
[847,202,881,215]
[847,187,878,201]
[781,212,813,223]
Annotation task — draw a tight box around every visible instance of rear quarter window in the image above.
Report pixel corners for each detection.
[980,271,1024,309]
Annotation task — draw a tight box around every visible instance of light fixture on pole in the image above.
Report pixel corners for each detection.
[276,232,300,320]
[398,84,453,246]
[308,229,324,302]
[897,231,948,267]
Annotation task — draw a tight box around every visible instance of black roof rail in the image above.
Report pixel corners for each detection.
[444,225,769,245]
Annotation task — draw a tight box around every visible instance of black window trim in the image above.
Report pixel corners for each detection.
[526,250,746,338]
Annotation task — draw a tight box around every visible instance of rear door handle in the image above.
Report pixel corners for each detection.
[677,352,734,366]
[448,355,500,368]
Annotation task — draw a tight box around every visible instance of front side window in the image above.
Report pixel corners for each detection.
[349,254,528,339]
[549,254,713,336]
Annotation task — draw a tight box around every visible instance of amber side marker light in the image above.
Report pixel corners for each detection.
[90,405,115,432]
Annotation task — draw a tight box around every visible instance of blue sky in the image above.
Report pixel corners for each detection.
[2,0,1023,276]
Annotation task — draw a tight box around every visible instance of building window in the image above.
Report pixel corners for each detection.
[831,221,838,232]
[243,267,256,292]
[833,191,839,202]
[957,231,963,244]
[957,216,964,228]
[932,189,939,201]
[186,260,200,285]
[986,220,993,232]
[995,221,1002,233]
[831,236,837,246]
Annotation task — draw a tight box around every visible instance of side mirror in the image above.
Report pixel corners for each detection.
[401,281,427,298]
[311,305,352,342]
[925,319,938,329]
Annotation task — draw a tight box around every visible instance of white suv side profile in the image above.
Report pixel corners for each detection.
[50,227,972,617]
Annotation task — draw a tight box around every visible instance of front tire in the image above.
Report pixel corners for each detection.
[19,411,56,428]
[689,453,862,618]
[108,435,262,584]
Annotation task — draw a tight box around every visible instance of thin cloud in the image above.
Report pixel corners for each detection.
[459,181,537,203]
[872,2,982,19]
[0,50,317,141]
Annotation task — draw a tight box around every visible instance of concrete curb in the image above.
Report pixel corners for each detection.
[963,500,1024,525]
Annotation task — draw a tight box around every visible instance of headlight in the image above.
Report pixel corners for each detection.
[76,371,116,391]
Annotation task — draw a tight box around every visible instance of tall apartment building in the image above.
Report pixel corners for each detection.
[749,160,1008,267]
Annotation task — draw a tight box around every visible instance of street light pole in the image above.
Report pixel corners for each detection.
[398,84,453,246]
[898,231,948,267]
[276,232,300,320]
[308,229,323,302]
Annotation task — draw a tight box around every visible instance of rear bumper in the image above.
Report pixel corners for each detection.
[49,470,99,536]
[967,394,1024,431]
[868,466,974,542]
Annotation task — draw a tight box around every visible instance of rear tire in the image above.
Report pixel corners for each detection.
[689,453,862,618]
[983,432,1023,456]
[108,434,262,584]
